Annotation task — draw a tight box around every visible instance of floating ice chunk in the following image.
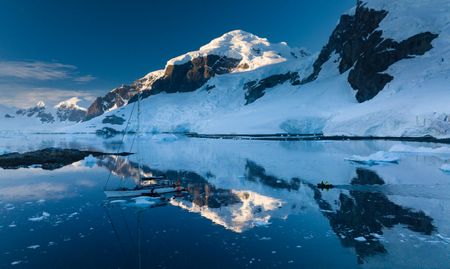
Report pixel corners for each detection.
[151,134,179,143]
[67,212,79,218]
[390,144,450,155]
[131,196,157,207]
[110,199,126,204]
[37,199,45,203]
[440,164,450,173]
[259,237,271,241]
[345,151,399,165]
[28,212,50,222]
[83,154,97,168]
[11,261,22,266]
[354,236,367,242]
[27,245,40,249]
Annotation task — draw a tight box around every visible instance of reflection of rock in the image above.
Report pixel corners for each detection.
[0,148,130,170]
[308,168,435,264]
[245,160,300,191]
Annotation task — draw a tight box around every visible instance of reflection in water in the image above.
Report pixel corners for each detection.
[98,156,438,264]
[308,168,435,264]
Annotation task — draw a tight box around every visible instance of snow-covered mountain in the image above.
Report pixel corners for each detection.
[3,0,450,138]
[1,98,87,131]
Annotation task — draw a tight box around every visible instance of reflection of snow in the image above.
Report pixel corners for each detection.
[0,183,67,201]
[170,190,283,233]
[82,154,97,167]
[390,144,450,155]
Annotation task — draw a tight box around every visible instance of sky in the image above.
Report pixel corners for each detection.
[0,0,356,108]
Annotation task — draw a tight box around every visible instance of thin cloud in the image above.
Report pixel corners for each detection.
[0,60,95,83]
[0,83,102,108]
[74,74,96,83]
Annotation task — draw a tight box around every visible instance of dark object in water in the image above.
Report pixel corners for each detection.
[0,147,131,170]
[317,181,334,190]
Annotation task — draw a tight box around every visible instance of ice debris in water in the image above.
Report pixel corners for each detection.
[28,212,50,222]
[11,261,22,266]
[440,164,450,172]
[345,151,399,165]
[83,154,97,168]
[110,199,126,204]
[27,245,40,249]
[354,236,367,242]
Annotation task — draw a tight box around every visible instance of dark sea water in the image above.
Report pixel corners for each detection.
[0,134,449,268]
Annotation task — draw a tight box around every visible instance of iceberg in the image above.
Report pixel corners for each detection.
[345,151,400,165]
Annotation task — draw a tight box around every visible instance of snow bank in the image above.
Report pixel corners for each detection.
[390,145,450,155]
[345,151,400,165]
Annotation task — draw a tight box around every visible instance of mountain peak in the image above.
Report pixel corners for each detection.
[166,29,302,71]
[55,97,87,111]
[36,101,46,108]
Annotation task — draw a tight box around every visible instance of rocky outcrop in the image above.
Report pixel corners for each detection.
[304,1,438,102]
[85,85,135,120]
[102,115,126,125]
[130,55,241,102]
[16,105,55,123]
[56,107,86,122]
[244,72,300,104]
[0,148,131,170]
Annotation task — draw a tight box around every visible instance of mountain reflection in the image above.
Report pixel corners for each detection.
[307,168,435,264]
[99,156,437,262]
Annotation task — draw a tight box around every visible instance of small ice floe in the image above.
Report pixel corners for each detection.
[390,144,450,155]
[67,212,79,219]
[253,220,270,227]
[345,151,399,165]
[131,196,157,207]
[48,241,57,246]
[37,199,45,203]
[259,237,271,241]
[354,236,367,242]
[8,223,16,228]
[4,203,15,210]
[27,245,40,249]
[28,212,50,222]
[110,199,126,204]
[440,164,450,173]
[11,260,22,266]
[83,154,97,168]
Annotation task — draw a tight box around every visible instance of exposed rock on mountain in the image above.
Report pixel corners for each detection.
[304,1,439,102]
[85,85,135,120]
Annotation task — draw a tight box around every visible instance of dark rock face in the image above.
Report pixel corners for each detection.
[16,106,55,123]
[130,55,241,102]
[56,107,86,122]
[244,72,300,104]
[304,1,438,102]
[86,85,135,120]
[0,148,131,170]
[102,115,126,125]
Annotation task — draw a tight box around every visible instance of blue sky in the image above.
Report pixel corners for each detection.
[0,0,355,108]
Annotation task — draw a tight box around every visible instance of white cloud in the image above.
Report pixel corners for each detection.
[0,60,95,82]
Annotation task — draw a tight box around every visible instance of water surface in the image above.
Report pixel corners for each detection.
[0,134,449,268]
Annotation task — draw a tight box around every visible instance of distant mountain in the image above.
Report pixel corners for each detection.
[4,0,450,138]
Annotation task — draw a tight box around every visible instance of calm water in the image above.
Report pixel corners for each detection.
[0,134,449,268]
